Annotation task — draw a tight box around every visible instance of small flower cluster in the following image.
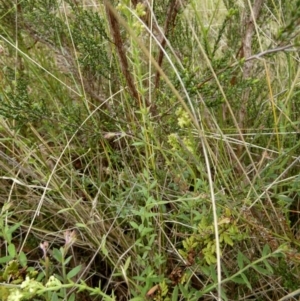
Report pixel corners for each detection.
[167,107,195,154]
[116,1,146,35]
[7,277,44,301]
[175,107,190,128]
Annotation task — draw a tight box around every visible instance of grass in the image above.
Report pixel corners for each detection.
[0,0,300,300]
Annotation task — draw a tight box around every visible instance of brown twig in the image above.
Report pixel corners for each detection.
[196,44,295,89]
[104,1,140,103]
[154,0,183,91]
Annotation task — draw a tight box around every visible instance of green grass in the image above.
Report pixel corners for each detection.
[0,0,300,300]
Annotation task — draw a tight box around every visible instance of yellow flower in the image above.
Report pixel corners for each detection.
[176,107,190,128]
[168,133,178,150]
[8,289,24,301]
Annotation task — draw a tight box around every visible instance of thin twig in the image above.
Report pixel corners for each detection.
[104,1,140,103]
[196,44,295,89]
[154,0,188,90]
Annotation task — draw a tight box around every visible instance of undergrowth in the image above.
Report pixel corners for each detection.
[0,0,300,300]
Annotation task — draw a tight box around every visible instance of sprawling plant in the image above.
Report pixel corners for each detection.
[0,1,300,300]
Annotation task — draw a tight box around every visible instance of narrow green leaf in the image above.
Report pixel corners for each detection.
[129,221,139,229]
[277,195,294,203]
[231,276,246,284]
[263,259,274,273]
[178,249,187,258]
[68,293,76,301]
[59,179,68,189]
[262,244,271,256]
[209,264,217,282]
[7,222,22,235]
[18,251,27,267]
[223,233,234,246]
[8,244,16,258]
[141,227,153,236]
[51,292,59,301]
[101,235,108,256]
[64,255,73,265]
[67,265,82,279]
[252,264,271,275]
[58,207,73,213]
[179,284,189,298]
[237,251,244,270]
[0,255,13,264]
[75,223,87,229]
[172,285,178,301]
[241,273,252,290]
[149,180,157,190]
[221,288,229,301]
[132,142,144,146]
[52,248,63,262]
[123,256,131,271]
